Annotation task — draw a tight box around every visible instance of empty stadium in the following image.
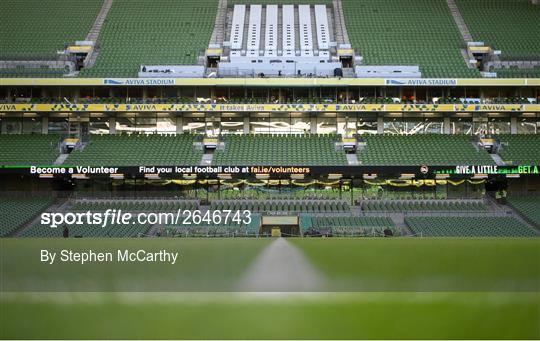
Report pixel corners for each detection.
[0,0,539,340]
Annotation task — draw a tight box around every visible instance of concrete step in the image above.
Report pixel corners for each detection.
[294,5,301,51]
[310,5,319,51]
[53,154,69,166]
[210,0,228,44]
[86,0,114,42]
[85,47,100,68]
[490,153,506,166]
[333,0,349,44]
[242,7,251,51]
[346,153,359,165]
[446,0,473,42]
[225,7,234,43]
[277,4,283,53]
[460,48,476,69]
[326,6,336,45]
[201,153,213,166]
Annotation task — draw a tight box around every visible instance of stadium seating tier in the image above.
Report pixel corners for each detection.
[0,0,103,59]
[79,0,217,77]
[506,196,540,227]
[455,0,540,60]
[0,134,60,166]
[300,215,399,236]
[341,0,480,78]
[497,134,540,165]
[0,67,66,78]
[357,134,494,166]
[0,197,54,237]
[210,199,350,214]
[66,134,203,166]
[494,67,540,79]
[405,216,537,237]
[213,134,348,166]
[71,199,199,212]
[362,200,487,212]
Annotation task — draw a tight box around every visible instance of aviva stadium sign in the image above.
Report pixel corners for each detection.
[385,79,457,86]
[1,78,538,87]
[103,78,176,86]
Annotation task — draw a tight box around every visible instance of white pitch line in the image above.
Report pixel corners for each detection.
[237,238,326,292]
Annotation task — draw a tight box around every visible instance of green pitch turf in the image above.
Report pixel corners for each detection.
[1,292,538,339]
[1,237,539,339]
[292,238,540,291]
[1,238,271,291]
[1,238,537,292]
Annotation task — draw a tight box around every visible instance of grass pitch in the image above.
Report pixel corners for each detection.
[1,237,539,339]
[2,292,538,339]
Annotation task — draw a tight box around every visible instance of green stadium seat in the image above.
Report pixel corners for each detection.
[455,0,540,61]
[78,0,218,78]
[0,0,103,61]
[405,216,537,237]
[341,0,480,78]
[0,134,61,166]
[66,133,203,166]
[506,196,540,227]
[210,199,350,214]
[497,134,540,165]
[362,200,488,212]
[357,134,494,166]
[300,215,399,236]
[0,197,54,236]
[213,134,348,166]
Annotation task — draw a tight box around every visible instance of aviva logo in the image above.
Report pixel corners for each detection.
[386,79,407,85]
[479,104,523,111]
[0,104,17,110]
[104,79,124,85]
[126,104,158,111]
